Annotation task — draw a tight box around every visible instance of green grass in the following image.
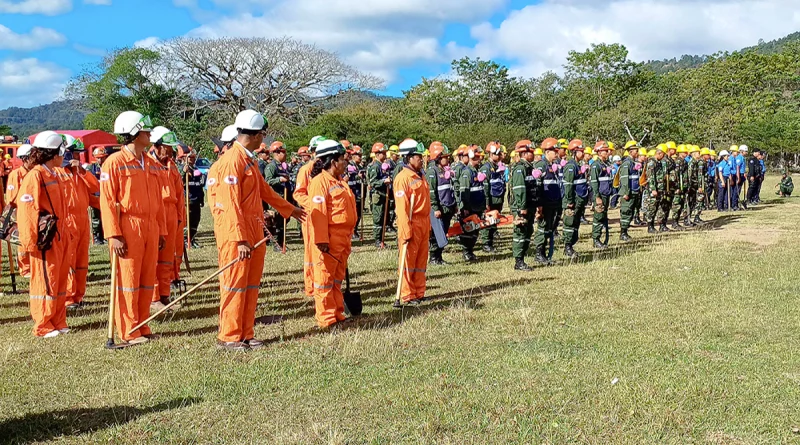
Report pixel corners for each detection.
[1,176,799,444]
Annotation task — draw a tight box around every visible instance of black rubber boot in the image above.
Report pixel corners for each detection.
[564,244,578,259]
[482,244,496,253]
[633,215,643,226]
[694,215,704,224]
[647,223,657,234]
[620,230,632,242]
[593,239,607,250]
[514,257,532,271]
[659,223,670,232]
[683,216,695,227]
[671,220,683,231]
[463,252,477,263]
[534,246,550,265]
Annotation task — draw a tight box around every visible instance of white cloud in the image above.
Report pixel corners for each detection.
[183,0,506,83]
[0,25,66,51]
[471,0,800,78]
[84,0,110,4]
[0,58,70,107]
[134,36,160,48]
[0,0,72,15]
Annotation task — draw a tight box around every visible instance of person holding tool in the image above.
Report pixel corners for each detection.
[263,141,293,252]
[6,143,34,278]
[180,148,205,248]
[393,139,431,308]
[345,144,364,241]
[307,139,357,328]
[211,110,305,351]
[426,142,455,266]
[18,131,71,337]
[367,143,392,248]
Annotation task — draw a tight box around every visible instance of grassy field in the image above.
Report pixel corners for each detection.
[1,176,799,444]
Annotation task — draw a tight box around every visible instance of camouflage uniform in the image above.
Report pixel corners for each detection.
[669,156,689,227]
[687,156,706,223]
[645,157,666,231]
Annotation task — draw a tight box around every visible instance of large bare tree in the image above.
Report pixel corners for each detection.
[159,37,384,126]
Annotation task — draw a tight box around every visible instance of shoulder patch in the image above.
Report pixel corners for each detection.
[215,202,224,209]
[395,190,406,198]
[99,172,110,181]
[224,175,238,185]
[20,194,33,203]
[207,177,217,186]
[6,184,14,191]
[312,195,325,204]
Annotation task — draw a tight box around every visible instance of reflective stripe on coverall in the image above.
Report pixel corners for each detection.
[293,161,315,297]
[18,166,70,337]
[60,167,100,305]
[154,158,184,301]
[308,170,357,327]
[212,142,295,343]
[394,166,432,302]
[100,149,167,341]
[6,166,31,276]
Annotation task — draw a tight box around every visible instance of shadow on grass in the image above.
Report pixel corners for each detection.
[0,397,201,445]
[0,315,29,325]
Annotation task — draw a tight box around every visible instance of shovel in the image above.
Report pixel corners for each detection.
[343,268,362,316]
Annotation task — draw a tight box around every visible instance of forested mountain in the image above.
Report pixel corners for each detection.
[0,100,87,137]
[645,31,800,74]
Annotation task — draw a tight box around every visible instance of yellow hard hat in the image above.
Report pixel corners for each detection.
[710,150,717,157]
[700,147,710,155]
[688,145,700,153]
[500,145,507,153]
[647,149,656,157]
[389,145,399,153]
[666,141,677,150]
[624,140,638,150]
[607,142,615,150]
[557,138,569,149]
[731,145,740,152]
[623,150,630,157]
[584,147,593,156]
[656,144,667,153]
[534,148,543,155]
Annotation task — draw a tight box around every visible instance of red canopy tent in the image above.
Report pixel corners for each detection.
[27,130,119,164]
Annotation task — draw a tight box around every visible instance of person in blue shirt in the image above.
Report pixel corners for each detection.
[735,145,747,209]
[728,146,742,210]
[716,150,732,211]
[757,155,766,203]
[706,153,717,209]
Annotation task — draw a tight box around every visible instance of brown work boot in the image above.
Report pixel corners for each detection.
[216,340,248,352]
[243,338,265,350]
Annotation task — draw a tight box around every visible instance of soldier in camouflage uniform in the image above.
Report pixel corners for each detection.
[510,140,537,271]
[669,144,690,230]
[632,149,647,225]
[367,143,393,247]
[687,145,707,224]
[656,141,678,231]
[645,145,668,233]
[479,142,506,252]
[617,142,641,242]
[590,141,613,249]
[561,139,589,259]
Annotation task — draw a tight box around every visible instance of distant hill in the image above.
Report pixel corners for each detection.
[645,31,800,74]
[0,100,87,137]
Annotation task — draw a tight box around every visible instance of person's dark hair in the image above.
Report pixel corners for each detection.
[122,134,137,145]
[310,153,341,178]
[29,147,58,166]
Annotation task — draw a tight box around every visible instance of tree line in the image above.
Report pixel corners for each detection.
[64,36,800,165]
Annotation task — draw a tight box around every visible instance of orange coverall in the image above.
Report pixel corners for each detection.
[308,170,357,327]
[59,167,100,306]
[100,149,167,341]
[6,166,31,277]
[17,165,70,336]
[293,161,315,297]
[210,142,295,343]
[154,158,184,302]
[394,166,431,303]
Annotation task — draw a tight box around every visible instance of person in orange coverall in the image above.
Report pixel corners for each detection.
[59,135,100,310]
[307,140,357,328]
[6,144,34,278]
[101,111,167,347]
[392,139,431,308]
[210,110,305,351]
[293,135,324,298]
[149,126,184,311]
[17,132,71,337]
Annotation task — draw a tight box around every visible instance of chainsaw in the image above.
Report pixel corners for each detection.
[447,210,514,238]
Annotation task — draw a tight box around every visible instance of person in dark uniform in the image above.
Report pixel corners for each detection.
[590,141,613,248]
[457,148,486,263]
[532,138,561,264]
[179,149,205,248]
[426,142,456,265]
[746,149,763,205]
[479,142,506,253]
[367,143,392,248]
[617,143,641,242]
[346,145,365,240]
[263,141,293,251]
[87,146,109,244]
[510,140,537,270]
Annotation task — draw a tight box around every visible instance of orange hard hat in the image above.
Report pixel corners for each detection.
[297,146,310,155]
[486,141,502,155]
[254,142,268,154]
[351,145,362,154]
[515,140,533,152]
[371,142,386,153]
[594,140,610,151]
[177,144,195,159]
[340,140,351,150]
[541,138,559,151]
[429,143,449,161]
[269,141,285,153]
[568,139,585,151]
[92,147,108,158]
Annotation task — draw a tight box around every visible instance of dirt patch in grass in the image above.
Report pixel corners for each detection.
[713,227,785,247]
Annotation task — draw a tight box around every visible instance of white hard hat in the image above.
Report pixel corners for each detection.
[33,131,65,153]
[719,150,730,157]
[315,139,345,158]
[234,110,266,132]
[114,111,152,136]
[739,144,748,152]
[16,144,32,158]
[61,134,85,152]
[150,126,179,146]
[309,135,326,150]
[221,125,238,143]
[398,138,421,156]
[612,155,621,162]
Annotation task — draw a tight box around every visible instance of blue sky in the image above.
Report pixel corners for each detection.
[1,0,798,109]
